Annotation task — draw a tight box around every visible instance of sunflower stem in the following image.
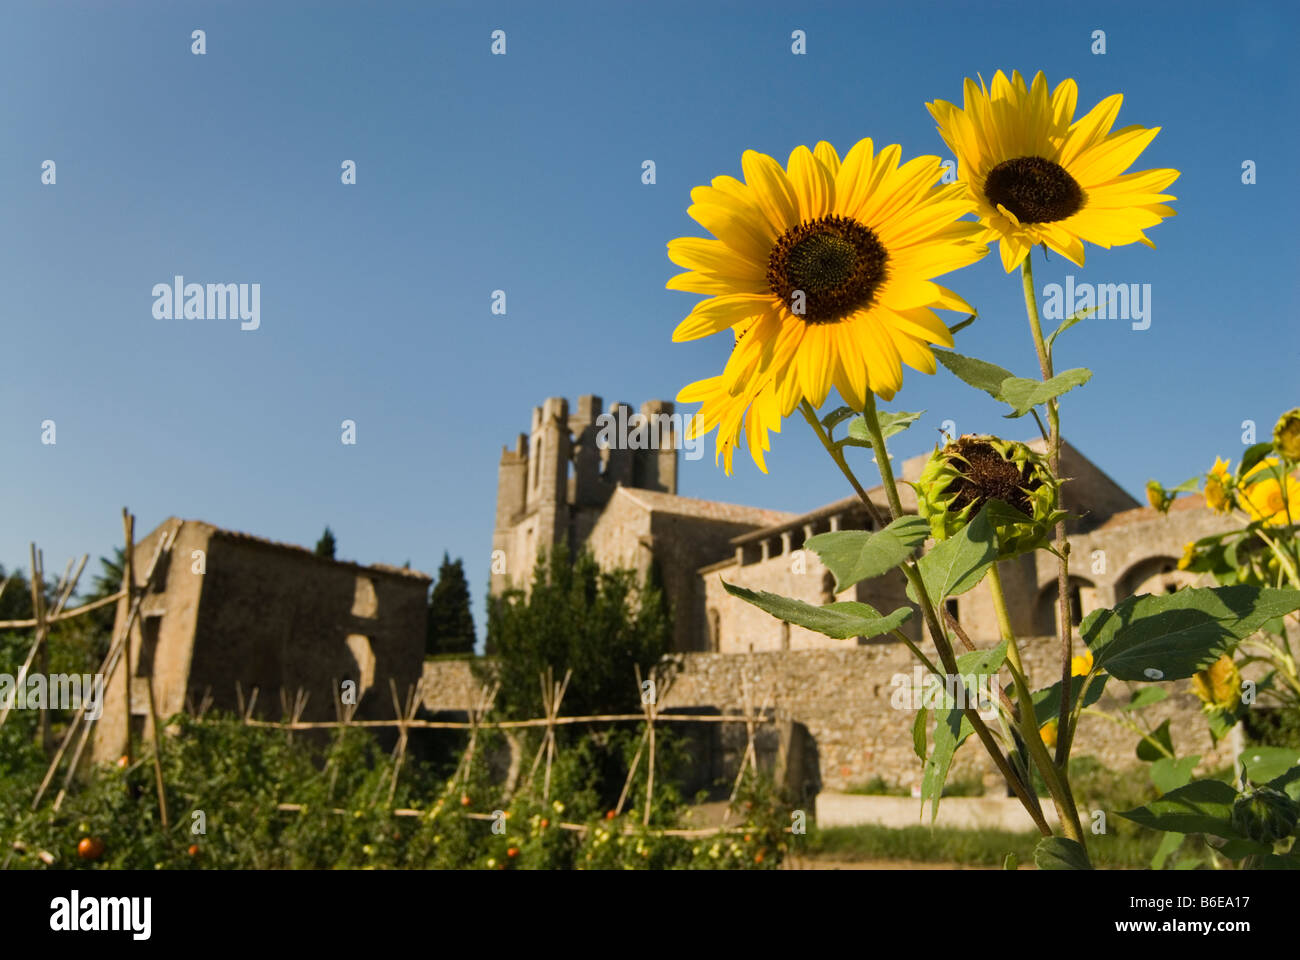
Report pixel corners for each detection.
[1020,255,1078,765]
[988,562,1088,851]
[798,401,888,531]
[802,397,1051,835]
[860,395,1052,833]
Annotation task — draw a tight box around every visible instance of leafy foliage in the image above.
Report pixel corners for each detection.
[484,547,669,720]
[313,527,337,560]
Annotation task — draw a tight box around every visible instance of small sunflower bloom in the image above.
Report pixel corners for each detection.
[1273,408,1300,462]
[1070,648,1094,677]
[928,70,1179,272]
[1204,457,1232,514]
[669,138,987,471]
[1239,459,1300,528]
[914,435,1064,557]
[1145,480,1171,513]
[1177,541,1197,571]
[1191,654,1242,712]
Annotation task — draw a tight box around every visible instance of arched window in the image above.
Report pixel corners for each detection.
[1116,556,1193,600]
[1035,577,1095,635]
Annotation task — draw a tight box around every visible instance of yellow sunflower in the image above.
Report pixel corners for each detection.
[1192,654,1242,712]
[928,70,1179,272]
[1239,459,1300,528]
[668,139,986,470]
[1205,456,1231,513]
[678,373,782,475]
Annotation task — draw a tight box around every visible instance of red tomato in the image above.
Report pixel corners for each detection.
[77,837,105,860]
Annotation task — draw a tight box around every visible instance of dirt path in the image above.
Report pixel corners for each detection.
[784,857,996,870]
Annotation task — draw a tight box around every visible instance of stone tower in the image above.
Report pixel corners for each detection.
[491,394,677,595]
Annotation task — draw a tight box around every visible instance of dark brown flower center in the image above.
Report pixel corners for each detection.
[946,437,1040,516]
[767,215,889,324]
[983,156,1084,224]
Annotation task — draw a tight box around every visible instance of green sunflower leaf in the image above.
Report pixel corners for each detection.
[919,641,1005,823]
[998,368,1093,418]
[845,409,924,447]
[1240,746,1300,786]
[1031,672,1109,729]
[1238,442,1276,480]
[1150,756,1201,797]
[1081,586,1300,682]
[1150,830,1185,870]
[806,515,930,592]
[1116,779,1241,839]
[1122,686,1169,711]
[1045,306,1098,353]
[1136,718,1175,761]
[1034,837,1092,871]
[908,505,997,604]
[820,406,857,431]
[720,581,912,640]
[912,707,928,764]
[933,349,1015,399]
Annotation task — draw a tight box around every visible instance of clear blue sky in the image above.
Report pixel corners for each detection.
[2,1,1296,639]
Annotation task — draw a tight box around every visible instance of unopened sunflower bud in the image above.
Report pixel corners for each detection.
[914,435,1063,558]
[1230,786,1299,845]
[1191,654,1241,712]
[1273,408,1300,461]
[1146,480,1171,513]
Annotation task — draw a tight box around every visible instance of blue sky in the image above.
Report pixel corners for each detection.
[2,1,1296,638]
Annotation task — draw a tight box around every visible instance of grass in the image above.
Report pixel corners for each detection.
[807,754,1234,868]
[802,822,1169,868]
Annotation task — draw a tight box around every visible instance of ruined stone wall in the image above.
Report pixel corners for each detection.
[186,531,429,724]
[421,639,1232,800]
[702,550,915,654]
[94,519,208,765]
[656,639,1232,795]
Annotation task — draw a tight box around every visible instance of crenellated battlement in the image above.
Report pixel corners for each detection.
[491,394,678,596]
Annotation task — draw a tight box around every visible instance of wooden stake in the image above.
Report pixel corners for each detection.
[122,510,135,765]
[36,523,176,810]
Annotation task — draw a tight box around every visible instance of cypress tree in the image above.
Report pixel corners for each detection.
[427,554,476,655]
[314,527,337,560]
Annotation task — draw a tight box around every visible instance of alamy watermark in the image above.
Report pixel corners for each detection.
[890,667,999,713]
[1041,275,1151,331]
[595,407,704,461]
[50,890,151,940]
[152,276,260,331]
[0,671,104,720]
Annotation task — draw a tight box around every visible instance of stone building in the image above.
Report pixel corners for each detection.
[478,394,1245,793]
[491,395,793,652]
[92,517,431,766]
[490,395,1225,656]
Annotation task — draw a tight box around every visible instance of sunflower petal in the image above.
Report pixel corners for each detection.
[671,295,773,342]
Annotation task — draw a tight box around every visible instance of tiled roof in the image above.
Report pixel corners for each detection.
[169,518,432,581]
[1091,494,1204,532]
[616,488,797,528]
